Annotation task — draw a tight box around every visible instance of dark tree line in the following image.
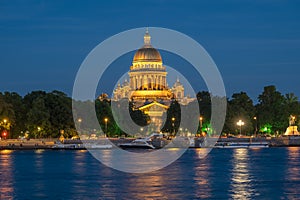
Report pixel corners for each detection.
[199,85,300,136]
[0,91,76,139]
[1,85,300,139]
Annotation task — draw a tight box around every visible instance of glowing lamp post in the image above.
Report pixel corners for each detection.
[2,119,9,139]
[2,130,7,139]
[77,118,82,130]
[37,126,41,138]
[171,117,175,137]
[104,118,108,137]
[253,116,258,137]
[199,116,203,135]
[237,120,245,136]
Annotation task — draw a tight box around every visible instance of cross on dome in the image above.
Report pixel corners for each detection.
[144,28,151,45]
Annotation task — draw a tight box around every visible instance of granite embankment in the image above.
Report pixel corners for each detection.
[1,136,300,150]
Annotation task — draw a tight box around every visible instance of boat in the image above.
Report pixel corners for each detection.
[214,141,269,148]
[118,138,155,149]
[52,141,112,150]
[85,143,113,149]
[52,142,83,150]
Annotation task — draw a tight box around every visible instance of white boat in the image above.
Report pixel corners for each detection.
[215,141,269,148]
[86,144,113,149]
[52,141,112,149]
[52,142,82,149]
[119,138,155,149]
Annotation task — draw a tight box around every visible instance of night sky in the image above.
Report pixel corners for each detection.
[1,0,300,101]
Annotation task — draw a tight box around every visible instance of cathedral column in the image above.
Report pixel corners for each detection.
[141,75,143,89]
[133,77,136,89]
[139,75,142,89]
[143,75,147,89]
[159,76,162,89]
[135,76,138,89]
[151,75,154,89]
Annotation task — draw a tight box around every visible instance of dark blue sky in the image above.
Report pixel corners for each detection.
[1,0,300,101]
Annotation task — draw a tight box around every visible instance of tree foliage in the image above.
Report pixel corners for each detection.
[0,85,300,138]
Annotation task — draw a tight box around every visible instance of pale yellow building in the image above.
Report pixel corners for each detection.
[113,30,193,106]
[111,30,195,132]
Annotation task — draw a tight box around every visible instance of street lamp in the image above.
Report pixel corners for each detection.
[37,126,42,138]
[171,117,175,137]
[237,120,245,136]
[253,117,258,137]
[199,116,203,135]
[104,118,108,137]
[2,118,9,139]
[77,118,82,128]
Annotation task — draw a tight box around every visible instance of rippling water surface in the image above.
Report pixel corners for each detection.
[0,148,300,199]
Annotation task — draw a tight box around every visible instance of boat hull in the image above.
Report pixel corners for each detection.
[215,142,269,149]
[119,144,155,149]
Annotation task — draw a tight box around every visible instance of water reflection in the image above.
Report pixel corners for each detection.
[70,150,91,198]
[194,149,212,199]
[33,149,47,198]
[73,149,88,174]
[95,150,117,199]
[127,173,168,199]
[0,150,14,199]
[284,147,300,199]
[123,148,187,199]
[90,147,186,173]
[230,149,256,199]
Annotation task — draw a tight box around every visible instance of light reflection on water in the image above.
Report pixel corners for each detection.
[0,150,14,199]
[284,147,300,199]
[230,148,257,200]
[127,172,170,199]
[33,149,46,198]
[194,149,212,199]
[0,148,300,199]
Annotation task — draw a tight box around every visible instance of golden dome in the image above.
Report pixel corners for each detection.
[133,30,162,62]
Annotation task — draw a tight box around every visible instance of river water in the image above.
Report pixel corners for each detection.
[0,147,300,199]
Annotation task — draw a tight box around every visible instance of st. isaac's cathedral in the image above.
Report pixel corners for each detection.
[112,30,194,130]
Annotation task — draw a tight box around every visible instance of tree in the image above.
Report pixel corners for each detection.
[0,93,16,138]
[197,91,211,120]
[284,93,300,117]
[2,92,26,138]
[256,85,287,134]
[95,98,123,137]
[225,92,255,135]
[26,96,51,138]
[161,100,181,135]
[45,91,75,137]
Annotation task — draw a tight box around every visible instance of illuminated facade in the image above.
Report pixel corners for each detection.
[112,30,194,131]
[113,30,192,104]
